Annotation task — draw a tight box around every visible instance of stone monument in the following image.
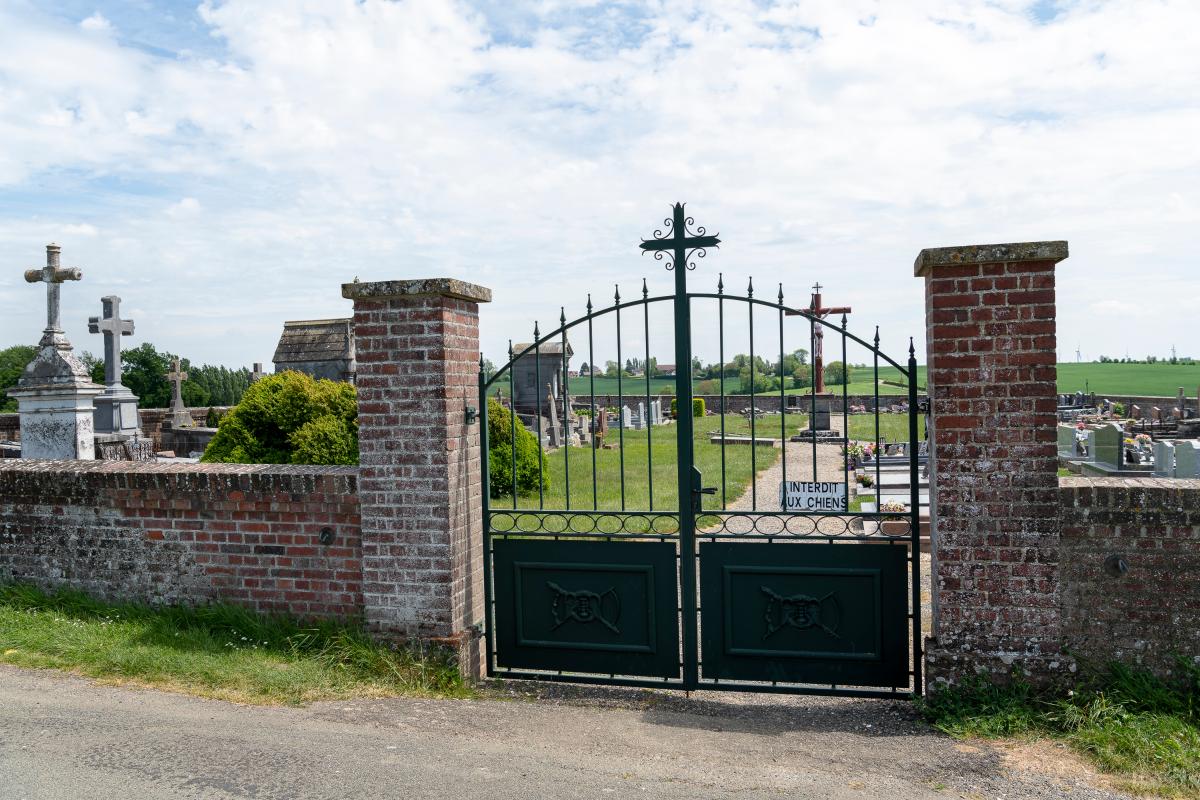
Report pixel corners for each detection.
[165,358,193,429]
[87,295,141,437]
[7,244,104,459]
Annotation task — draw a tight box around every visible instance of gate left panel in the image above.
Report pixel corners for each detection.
[492,539,680,678]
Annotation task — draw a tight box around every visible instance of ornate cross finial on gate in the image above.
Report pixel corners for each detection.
[639,203,720,272]
[88,296,134,389]
[24,243,83,349]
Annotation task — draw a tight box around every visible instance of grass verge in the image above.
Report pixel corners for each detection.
[0,583,469,705]
[918,661,1200,798]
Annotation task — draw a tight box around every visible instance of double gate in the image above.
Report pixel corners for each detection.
[479,205,923,697]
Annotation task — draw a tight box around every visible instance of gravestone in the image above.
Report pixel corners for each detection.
[545,383,560,447]
[1153,441,1175,478]
[1078,429,1094,459]
[1057,425,1075,457]
[165,358,193,429]
[1174,441,1200,479]
[1091,422,1123,468]
[633,401,646,430]
[87,295,141,437]
[7,244,104,459]
[1131,404,1142,420]
[621,406,632,429]
[1151,407,1162,423]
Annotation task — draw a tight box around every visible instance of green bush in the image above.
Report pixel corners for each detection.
[486,398,549,498]
[201,371,358,465]
[669,398,706,418]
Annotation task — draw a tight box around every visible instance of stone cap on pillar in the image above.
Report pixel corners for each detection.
[341,278,492,303]
[914,241,1068,277]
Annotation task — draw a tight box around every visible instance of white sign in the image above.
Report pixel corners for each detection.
[779,481,847,512]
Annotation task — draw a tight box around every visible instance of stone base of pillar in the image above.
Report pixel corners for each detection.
[924,635,1076,694]
[10,385,104,459]
[93,390,141,437]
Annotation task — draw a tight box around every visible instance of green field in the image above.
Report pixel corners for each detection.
[1056,363,1200,396]
[566,363,1199,399]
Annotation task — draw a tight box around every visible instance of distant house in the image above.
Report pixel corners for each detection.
[656,363,677,377]
[272,318,356,384]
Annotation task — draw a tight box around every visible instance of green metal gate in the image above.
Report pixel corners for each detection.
[479,204,923,698]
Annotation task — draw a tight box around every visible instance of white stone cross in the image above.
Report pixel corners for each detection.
[23,243,82,349]
[88,296,134,389]
[166,358,188,412]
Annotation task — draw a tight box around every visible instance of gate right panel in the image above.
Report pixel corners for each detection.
[699,541,909,688]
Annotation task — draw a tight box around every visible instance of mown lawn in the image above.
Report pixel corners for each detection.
[495,412,923,515]
[0,585,468,705]
[920,662,1200,798]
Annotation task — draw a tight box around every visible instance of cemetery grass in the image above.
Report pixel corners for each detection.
[919,661,1200,798]
[506,413,922,513]
[0,584,469,706]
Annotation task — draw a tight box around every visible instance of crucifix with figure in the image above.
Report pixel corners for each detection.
[788,282,852,394]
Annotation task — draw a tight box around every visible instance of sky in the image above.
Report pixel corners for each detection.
[0,0,1197,373]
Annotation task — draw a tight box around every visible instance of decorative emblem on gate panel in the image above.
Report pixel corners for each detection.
[548,582,622,634]
[761,587,841,640]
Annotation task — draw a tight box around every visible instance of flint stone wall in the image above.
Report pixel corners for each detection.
[0,460,362,620]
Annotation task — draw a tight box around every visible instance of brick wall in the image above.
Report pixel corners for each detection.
[917,241,1070,690]
[0,413,19,442]
[1060,476,1200,676]
[0,408,230,449]
[0,460,362,620]
[343,278,491,676]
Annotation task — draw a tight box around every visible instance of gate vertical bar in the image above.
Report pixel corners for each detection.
[587,296,598,510]
[615,286,626,511]
[561,308,570,509]
[718,274,727,509]
[908,339,924,693]
[643,279,654,509]
[671,215,699,690]
[778,284,786,491]
[478,358,495,675]
[747,279,757,509]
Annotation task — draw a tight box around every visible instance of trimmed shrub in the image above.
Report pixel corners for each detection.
[201,371,358,465]
[692,398,705,417]
[487,398,549,498]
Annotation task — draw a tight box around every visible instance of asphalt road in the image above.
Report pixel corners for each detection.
[0,665,1128,800]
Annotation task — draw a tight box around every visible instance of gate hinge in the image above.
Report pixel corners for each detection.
[465,405,479,425]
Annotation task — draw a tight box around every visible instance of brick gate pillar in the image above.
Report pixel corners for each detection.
[915,242,1070,691]
[342,278,492,677]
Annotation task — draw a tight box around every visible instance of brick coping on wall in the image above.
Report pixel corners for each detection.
[1060,475,1200,491]
[0,460,356,477]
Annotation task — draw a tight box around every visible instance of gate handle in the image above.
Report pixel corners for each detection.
[694,486,717,495]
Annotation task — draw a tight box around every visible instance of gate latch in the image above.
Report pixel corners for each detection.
[694,486,717,496]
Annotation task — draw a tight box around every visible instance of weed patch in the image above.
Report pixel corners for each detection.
[919,662,1200,798]
[0,584,469,705]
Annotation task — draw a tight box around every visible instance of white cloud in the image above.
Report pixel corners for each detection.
[0,0,1197,367]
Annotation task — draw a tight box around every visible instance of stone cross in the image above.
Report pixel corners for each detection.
[24,243,83,349]
[166,357,192,428]
[88,296,134,388]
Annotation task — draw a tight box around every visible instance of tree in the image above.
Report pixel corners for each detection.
[486,397,549,497]
[481,359,497,381]
[0,345,36,412]
[201,371,358,465]
[824,360,852,386]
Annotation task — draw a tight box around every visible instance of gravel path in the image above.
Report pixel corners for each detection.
[0,664,1131,800]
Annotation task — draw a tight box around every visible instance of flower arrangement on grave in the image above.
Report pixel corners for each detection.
[857,473,874,488]
[1076,421,1086,430]
[879,501,908,513]
[1134,433,1152,449]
